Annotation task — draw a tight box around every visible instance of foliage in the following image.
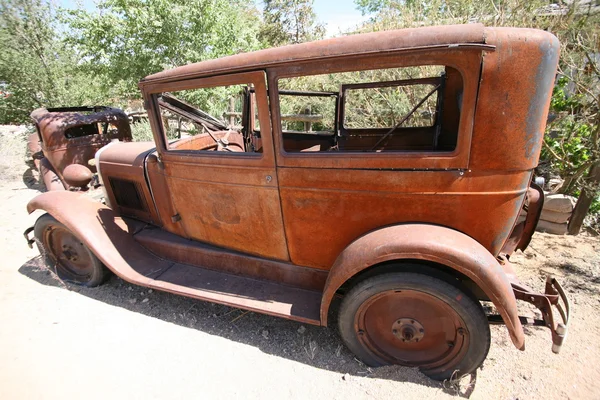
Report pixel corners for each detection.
[64,0,262,99]
[130,119,155,142]
[258,0,325,46]
[278,65,443,132]
[0,0,111,123]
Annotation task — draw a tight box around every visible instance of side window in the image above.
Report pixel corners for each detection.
[343,81,438,129]
[277,65,462,153]
[64,123,101,139]
[64,122,120,140]
[159,84,261,153]
[278,90,337,153]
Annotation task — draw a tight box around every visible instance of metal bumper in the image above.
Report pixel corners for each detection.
[23,226,35,249]
[512,276,570,353]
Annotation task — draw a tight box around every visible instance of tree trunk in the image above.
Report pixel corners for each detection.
[568,161,600,235]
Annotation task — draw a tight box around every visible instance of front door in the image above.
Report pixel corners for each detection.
[146,71,289,261]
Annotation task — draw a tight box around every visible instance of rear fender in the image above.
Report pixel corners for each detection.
[39,158,66,191]
[320,224,525,350]
[27,191,168,284]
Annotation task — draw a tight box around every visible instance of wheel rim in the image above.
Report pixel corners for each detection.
[354,289,469,370]
[44,225,94,281]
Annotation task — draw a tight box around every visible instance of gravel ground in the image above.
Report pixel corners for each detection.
[1,129,599,399]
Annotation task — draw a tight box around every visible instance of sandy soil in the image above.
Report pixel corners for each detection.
[1,129,599,399]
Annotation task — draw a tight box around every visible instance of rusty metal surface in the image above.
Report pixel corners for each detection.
[279,168,530,268]
[511,277,570,353]
[96,141,160,224]
[30,106,132,190]
[41,223,96,280]
[157,262,321,324]
[134,226,327,291]
[516,183,545,251]
[356,290,468,368]
[469,28,560,171]
[39,157,66,191]
[145,154,187,237]
[140,71,290,261]
[141,24,487,84]
[320,224,525,350]
[62,164,93,188]
[26,191,321,324]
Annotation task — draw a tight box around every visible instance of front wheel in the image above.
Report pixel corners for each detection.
[338,271,490,381]
[34,213,111,287]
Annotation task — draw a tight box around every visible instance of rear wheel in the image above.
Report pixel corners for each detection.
[338,271,490,381]
[34,213,110,287]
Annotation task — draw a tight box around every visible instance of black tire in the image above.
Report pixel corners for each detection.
[34,213,111,287]
[338,271,490,381]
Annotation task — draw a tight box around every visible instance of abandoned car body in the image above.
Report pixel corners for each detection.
[28,106,132,191]
[24,24,569,380]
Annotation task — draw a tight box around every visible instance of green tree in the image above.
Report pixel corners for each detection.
[258,0,325,47]
[0,0,108,123]
[65,0,262,99]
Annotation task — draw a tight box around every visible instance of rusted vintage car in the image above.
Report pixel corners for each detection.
[24,24,569,380]
[28,106,132,191]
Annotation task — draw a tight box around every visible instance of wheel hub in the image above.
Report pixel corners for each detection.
[392,318,425,343]
[62,245,79,262]
[45,226,93,279]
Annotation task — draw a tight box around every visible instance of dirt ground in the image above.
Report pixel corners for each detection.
[1,128,600,399]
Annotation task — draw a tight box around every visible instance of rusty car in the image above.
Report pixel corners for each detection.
[24,24,569,380]
[28,106,132,191]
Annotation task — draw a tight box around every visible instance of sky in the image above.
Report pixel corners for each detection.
[58,0,369,38]
[312,0,369,37]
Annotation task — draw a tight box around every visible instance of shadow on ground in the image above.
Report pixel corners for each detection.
[19,255,477,398]
[22,160,45,191]
[540,260,600,296]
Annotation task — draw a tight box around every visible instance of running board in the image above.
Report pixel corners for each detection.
[132,226,328,292]
[148,261,322,325]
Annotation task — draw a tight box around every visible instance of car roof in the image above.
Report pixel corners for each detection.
[140,24,486,86]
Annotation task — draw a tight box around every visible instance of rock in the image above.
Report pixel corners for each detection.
[297,326,306,334]
[148,289,153,294]
[128,298,137,304]
[544,194,576,213]
[536,220,568,235]
[262,330,269,339]
[540,209,571,224]
[142,298,149,303]
[342,373,350,381]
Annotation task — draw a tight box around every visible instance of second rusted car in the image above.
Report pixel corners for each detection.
[25,24,569,380]
[28,106,132,191]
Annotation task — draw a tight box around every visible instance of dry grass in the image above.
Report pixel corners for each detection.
[0,125,32,185]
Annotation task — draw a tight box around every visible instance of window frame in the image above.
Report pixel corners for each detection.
[339,76,443,131]
[267,48,483,170]
[143,71,275,168]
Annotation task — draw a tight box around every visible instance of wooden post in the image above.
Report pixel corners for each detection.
[303,106,311,132]
[229,97,236,127]
[568,161,600,235]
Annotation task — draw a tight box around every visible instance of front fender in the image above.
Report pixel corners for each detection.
[320,224,525,350]
[39,158,66,191]
[27,191,170,285]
